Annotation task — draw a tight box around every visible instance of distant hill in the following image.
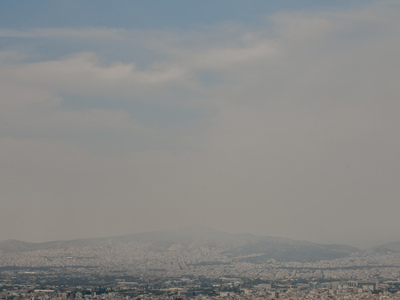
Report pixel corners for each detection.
[0,237,106,253]
[371,241,400,253]
[0,226,359,262]
[0,239,39,252]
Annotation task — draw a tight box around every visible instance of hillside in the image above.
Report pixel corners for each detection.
[0,226,359,262]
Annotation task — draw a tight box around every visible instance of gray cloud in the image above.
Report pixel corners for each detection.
[0,1,399,248]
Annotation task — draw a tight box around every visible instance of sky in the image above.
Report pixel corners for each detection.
[0,0,399,248]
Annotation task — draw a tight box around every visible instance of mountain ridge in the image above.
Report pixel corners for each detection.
[0,226,361,262]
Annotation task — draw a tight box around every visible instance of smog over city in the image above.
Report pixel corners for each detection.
[1,1,400,299]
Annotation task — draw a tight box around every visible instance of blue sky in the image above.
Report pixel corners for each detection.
[1,1,373,30]
[0,0,399,247]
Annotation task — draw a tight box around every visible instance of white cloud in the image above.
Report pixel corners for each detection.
[7,52,188,93]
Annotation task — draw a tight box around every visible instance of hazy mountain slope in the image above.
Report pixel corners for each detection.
[0,240,38,252]
[118,225,249,250]
[0,226,359,262]
[372,241,400,252]
[0,237,105,252]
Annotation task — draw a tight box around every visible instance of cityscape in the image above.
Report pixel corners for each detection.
[2,1,400,299]
[1,227,400,299]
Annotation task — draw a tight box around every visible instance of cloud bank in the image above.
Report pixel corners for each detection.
[1,1,399,247]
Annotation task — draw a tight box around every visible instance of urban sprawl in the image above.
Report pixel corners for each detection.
[1,243,400,299]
